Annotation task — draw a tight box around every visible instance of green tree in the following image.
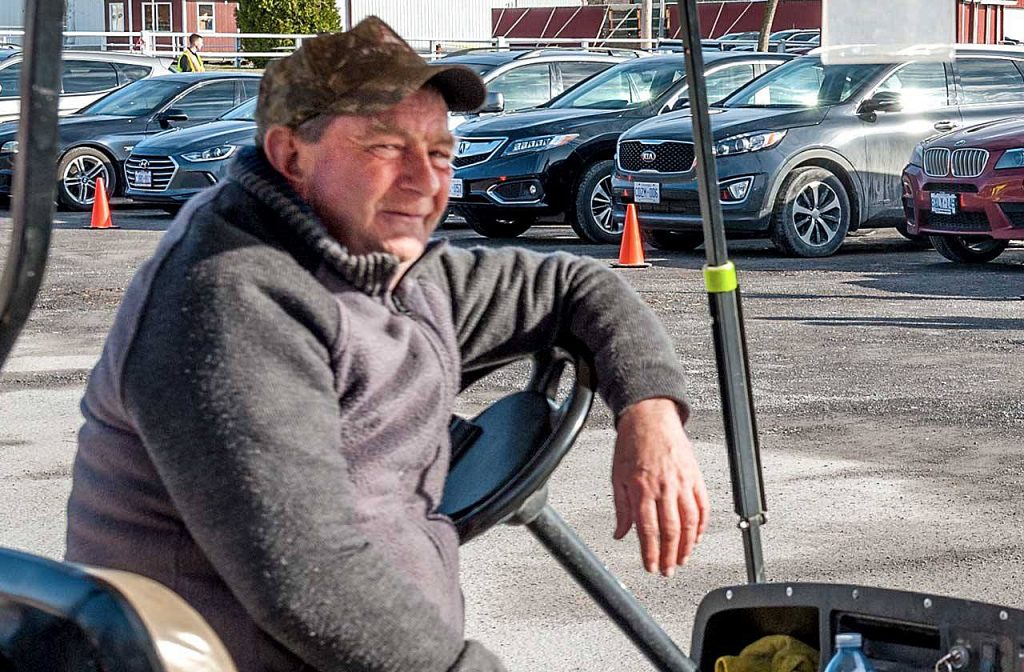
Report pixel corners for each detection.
[235,0,342,66]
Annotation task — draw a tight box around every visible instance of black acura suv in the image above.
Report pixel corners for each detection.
[447,50,790,243]
[613,48,1024,256]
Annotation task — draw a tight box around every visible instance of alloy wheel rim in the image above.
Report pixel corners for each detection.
[591,175,620,234]
[792,181,842,247]
[62,155,108,206]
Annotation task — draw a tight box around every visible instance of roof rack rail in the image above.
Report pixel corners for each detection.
[443,45,644,59]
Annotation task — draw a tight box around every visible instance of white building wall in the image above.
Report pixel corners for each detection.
[1006,7,1024,41]
[345,0,583,44]
[0,0,104,46]
[0,4,25,29]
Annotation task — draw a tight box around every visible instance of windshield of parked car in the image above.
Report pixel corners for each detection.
[723,56,885,108]
[720,32,757,41]
[549,59,683,110]
[435,60,493,77]
[78,78,184,117]
[220,97,256,121]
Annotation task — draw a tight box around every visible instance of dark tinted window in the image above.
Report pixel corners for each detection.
[486,63,551,111]
[114,63,152,84]
[958,58,1024,105]
[241,79,261,100]
[0,63,21,99]
[62,61,119,94]
[557,62,609,92]
[876,61,949,111]
[171,81,239,120]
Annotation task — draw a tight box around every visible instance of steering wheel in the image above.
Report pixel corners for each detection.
[440,347,594,544]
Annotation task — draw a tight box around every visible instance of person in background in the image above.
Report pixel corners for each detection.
[177,32,205,72]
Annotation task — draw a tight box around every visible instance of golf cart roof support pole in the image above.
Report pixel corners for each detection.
[514,488,698,672]
[0,0,63,371]
[675,0,767,584]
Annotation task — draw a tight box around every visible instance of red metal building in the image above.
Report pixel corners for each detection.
[104,0,238,51]
[494,0,1022,45]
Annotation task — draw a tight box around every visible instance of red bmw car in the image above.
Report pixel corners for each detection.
[903,118,1024,263]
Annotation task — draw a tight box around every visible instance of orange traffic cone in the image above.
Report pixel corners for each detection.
[85,176,118,230]
[612,203,650,268]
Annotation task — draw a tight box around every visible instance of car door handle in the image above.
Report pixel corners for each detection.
[934,120,958,132]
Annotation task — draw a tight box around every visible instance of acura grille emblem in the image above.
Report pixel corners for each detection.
[640,150,657,163]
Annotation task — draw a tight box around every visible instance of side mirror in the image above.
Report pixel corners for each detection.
[670,97,690,112]
[156,108,189,127]
[478,91,505,114]
[859,91,902,114]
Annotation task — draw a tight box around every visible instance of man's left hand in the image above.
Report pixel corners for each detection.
[612,398,709,577]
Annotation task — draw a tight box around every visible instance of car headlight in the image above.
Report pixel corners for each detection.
[909,143,924,168]
[995,148,1024,170]
[712,130,787,158]
[181,145,237,162]
[502,134,578,157]
[0,140,17,154]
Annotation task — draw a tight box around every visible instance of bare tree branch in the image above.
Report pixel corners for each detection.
[757,0,780,51]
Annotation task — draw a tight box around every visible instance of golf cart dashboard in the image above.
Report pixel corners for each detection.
[693,583,1024,672]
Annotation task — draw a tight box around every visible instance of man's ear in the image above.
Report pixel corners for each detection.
[262,125,306,188]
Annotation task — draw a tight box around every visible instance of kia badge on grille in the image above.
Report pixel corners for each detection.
[641,150,657,163]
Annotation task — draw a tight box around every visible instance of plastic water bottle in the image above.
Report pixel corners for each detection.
[824,633,876,672]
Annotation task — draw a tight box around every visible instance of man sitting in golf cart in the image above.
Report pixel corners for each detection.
[64,17,709,672]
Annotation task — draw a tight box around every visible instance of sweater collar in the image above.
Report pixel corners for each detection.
[229,146,401,297]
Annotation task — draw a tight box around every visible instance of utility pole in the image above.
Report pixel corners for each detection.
[757,0,780,51]
[641,0,653,48]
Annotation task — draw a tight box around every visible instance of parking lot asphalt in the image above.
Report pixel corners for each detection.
[1,206,1023,670]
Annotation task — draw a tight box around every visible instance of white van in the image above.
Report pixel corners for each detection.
[0,50,174,122]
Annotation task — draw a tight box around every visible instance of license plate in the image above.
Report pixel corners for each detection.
[634,181,660,204]
[930,191,957,216]
[135,169,152,188]
[449,178,463,199]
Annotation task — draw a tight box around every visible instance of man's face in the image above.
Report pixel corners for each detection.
[290,89,454,263]
[194,37,203,50]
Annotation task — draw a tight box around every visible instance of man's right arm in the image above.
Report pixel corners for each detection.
[121,258,504,672]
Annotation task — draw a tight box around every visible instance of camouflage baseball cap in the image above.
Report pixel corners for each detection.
[256,16,486,137]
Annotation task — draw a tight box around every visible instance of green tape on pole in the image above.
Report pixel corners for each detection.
[703,261,738,294]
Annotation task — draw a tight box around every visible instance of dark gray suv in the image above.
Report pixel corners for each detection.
[612,48,1024,256]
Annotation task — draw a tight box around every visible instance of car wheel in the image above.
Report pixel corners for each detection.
[647,230,702,252]
[930,235,1007,263]
[770,166,851,258]
[57,147,116,212]
[569,160,619,244]
[462,210,534,239]
[894,218,932,248]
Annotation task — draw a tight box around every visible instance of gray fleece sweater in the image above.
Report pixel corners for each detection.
[65,147,689,672]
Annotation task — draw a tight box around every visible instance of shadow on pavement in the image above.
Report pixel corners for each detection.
[755,314,1024,331]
